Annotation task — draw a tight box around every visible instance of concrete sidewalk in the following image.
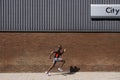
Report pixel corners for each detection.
[0,72,120,80]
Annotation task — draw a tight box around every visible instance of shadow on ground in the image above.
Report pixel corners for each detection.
[63,66,80,75]
[69,66,80,73]
[51,66,80,76]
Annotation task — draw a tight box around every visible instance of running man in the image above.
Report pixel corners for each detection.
[45,45,66,75]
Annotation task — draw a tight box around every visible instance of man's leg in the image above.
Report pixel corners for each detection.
[60,60,65,68]
[46,61,56,74]
[58,59,65,72]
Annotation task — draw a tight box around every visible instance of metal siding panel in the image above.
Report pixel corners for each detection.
[91,0,120,32]
[0,0,3,30]
[1,0,120,32]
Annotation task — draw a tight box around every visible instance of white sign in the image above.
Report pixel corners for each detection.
[91,4,120,18]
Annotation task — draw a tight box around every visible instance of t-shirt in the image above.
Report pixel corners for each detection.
[54,48,63,58]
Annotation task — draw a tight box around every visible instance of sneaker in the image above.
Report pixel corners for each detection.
[45,71,51,76]
[47,73,51,76]
[58,68,63,72]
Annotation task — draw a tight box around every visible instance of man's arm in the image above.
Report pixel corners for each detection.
[49,51,55,59]
[61,49,66,56]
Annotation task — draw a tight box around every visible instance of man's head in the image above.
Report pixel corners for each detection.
[58,44,62,49]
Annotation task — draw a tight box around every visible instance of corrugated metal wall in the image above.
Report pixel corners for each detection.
[91,0,120,32]
[0,0,120,32]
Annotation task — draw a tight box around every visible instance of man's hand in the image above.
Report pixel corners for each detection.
[64,49,66,52]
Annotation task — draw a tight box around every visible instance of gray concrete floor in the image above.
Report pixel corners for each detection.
[0,72,120,80]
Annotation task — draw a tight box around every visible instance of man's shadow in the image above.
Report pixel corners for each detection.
[51,66,80,76]
[70,66,80,73]
[62,66,80,76]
